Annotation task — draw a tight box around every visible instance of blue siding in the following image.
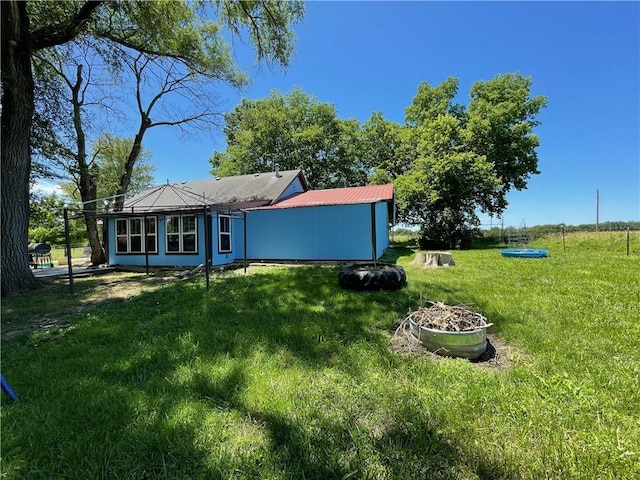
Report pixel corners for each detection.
[375,201,390,258]
[211,212,241,266]
[107,200,391,266]
[108,215,206,267]
[246,203,380,261]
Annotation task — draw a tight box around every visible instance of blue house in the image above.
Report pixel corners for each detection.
[103,169,394,268]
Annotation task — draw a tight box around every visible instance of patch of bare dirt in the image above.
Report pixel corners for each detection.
[1,273,179,341]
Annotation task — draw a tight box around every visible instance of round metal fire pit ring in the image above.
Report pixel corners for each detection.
[408,317,488,360]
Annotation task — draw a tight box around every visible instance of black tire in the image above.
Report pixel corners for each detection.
[338,263,407,291]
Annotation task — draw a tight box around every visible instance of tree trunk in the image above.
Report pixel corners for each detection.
[413,251,456,268]
[1,1,39,296]
[113,117,150,211]
[85,211,106,264]
[71,64,106,265]
[425,251,455,268]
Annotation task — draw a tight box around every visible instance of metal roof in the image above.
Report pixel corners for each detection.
[119,169,305,213]
[253,184,394,210]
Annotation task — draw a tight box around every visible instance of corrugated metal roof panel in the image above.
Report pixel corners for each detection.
[256,184,394,209]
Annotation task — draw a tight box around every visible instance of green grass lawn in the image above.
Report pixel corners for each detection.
[2,232,638,479]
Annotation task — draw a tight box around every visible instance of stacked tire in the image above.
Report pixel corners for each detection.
[338,263,407,291]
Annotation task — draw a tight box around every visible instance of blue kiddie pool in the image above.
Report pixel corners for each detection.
[501,248,549,258]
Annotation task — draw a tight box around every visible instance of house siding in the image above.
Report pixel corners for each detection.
[246,203,386,261]
[211,212,244,266]
[108,214,207,267]
[105,193,391,267]
[375,201,390,258]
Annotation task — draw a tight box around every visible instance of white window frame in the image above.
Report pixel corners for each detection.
[115,217,157,254]
[218,214,232,253]
[165,214,198,254]
[145,217,157,254]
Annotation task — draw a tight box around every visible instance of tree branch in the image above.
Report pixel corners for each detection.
[31,1,105,51]
[98,33,211,77]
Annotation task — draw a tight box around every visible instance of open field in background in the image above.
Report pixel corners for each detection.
[2,233,639,479]
[392,229,640,256]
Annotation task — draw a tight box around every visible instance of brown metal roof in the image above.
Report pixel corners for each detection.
[120,170,305,213]
[254,184,394,210]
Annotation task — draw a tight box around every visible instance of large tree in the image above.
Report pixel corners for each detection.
[395,74,546,248]
[210,88,366,189]
[2,1,104,296]
[1,0,304,296]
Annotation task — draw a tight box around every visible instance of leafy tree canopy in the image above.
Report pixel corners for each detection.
[362,112,414,185]
[60,134,155,204]
[210,88,367,189]
[29,192,86,245]
[394,73,546,248]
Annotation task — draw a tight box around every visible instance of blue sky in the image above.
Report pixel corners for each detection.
[39,1,640,227]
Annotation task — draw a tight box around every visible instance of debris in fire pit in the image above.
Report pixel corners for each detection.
[402,302,492,332]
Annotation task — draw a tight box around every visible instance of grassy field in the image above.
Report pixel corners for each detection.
[49,246,89,266]
[1,232,638,479]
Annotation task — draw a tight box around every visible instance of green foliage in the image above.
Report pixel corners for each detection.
[215,0,305,68]
[362,112,414,184]
[2,234,638,479]
[28,192,86,245]
[210,88,367,189]
[209,73,543,248]
[60,134,155,202]
[466,73,547,208]
[394,73,546,248]
[92,134,155,198]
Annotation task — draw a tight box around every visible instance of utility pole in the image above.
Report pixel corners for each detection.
[596,189,600,232]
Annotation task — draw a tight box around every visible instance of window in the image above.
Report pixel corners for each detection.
[166,214,198,253]
[218,215,232,253]
[116,217,157,254]
[145,217,157,253]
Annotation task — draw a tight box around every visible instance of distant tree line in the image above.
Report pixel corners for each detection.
[478,221,640,245]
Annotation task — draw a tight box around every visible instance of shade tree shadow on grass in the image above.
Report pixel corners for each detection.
[1,267,517,479]
[378,246,415,264]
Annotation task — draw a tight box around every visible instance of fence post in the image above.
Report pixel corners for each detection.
[627,228,630,256]
[64,207,75,295]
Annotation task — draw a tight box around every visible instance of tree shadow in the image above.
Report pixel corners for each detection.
[1,267,517,478]
[378,246,415,264]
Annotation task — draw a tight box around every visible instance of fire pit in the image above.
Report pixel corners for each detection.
[404,302,491,359]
